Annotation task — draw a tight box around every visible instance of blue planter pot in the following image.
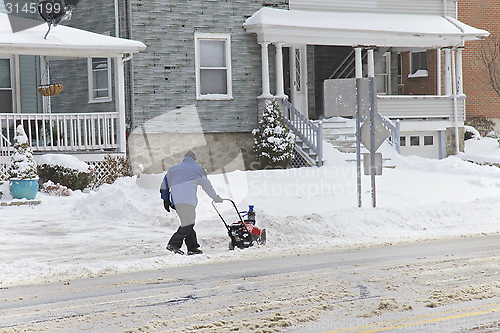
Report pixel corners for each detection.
[9,179,39,200]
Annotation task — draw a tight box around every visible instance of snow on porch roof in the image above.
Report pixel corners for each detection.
[243,7,490,48]
[0,13,146,57]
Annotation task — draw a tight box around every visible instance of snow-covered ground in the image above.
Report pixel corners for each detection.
[1,138,500,288]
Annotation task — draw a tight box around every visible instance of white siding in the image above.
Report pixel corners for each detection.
[290,0,457,17]
[377,95,465,123]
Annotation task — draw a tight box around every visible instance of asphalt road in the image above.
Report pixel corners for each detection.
[1,234,499,333]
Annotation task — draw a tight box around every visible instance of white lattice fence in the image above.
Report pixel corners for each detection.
[0,164,9,181]
[87,156,132,189]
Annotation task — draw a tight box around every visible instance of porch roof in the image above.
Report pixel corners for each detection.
[0,14,146,57]
[243,7,489,48]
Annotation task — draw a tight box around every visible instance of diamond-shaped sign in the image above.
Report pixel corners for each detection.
[360,116,389,151]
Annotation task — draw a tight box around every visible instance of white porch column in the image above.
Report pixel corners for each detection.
[274,42,287,99]
[258,41,273,99]
[437,49,442,95]
[456,47,464,96]
[443,48,452,95]
[115,56,126,153]
[367,48,375,78]
[355,47,363,79]
[14,54,21,113]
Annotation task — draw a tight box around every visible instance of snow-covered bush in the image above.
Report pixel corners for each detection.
[8,125,38,180]
[38,154,92,191]
[252,99,295,169]
[465,116,495,137]
[40,180,71,196]
[464,125,481,141]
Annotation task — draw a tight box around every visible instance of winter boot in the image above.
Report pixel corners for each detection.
[166,244,185,255]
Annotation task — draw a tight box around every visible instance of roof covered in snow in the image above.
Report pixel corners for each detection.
[243,7,490,48]
[0,13,146,57]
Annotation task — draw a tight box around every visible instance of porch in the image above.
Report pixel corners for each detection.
[243,5,488,160]
[0,12,146,178]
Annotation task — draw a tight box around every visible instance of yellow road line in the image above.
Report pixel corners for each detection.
[325,302,500,333]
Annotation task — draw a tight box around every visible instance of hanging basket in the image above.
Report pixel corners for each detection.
[38,83,63,97]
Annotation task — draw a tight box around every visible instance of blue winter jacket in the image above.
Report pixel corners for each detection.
[160,156,218,207]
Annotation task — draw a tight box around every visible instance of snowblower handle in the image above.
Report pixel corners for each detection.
[212,198,246,226]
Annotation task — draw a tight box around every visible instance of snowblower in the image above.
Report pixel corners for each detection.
[212,199,266,250]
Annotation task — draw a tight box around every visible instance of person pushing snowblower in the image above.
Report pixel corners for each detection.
[160,151,223,255]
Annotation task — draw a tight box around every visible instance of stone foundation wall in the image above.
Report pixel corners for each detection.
[446,127,465,156]
[128,132,259,175]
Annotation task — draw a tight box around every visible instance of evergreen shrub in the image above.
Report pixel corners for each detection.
[252,99,295,169]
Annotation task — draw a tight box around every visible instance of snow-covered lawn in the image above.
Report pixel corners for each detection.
[1,139,500,287]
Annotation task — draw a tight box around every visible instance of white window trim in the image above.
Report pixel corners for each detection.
[88,57,112,103]
[0,56,14,113]
[409,51,428,78]
[195,33,233,100]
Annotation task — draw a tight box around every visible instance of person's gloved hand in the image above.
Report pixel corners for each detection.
[163,200,170,212]
[214,195,223,203]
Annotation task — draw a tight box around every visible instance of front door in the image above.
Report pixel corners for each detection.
[290,45,308,117]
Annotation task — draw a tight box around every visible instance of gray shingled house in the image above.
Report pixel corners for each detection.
[1,0,489,179]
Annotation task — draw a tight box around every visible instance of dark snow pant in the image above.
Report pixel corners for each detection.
[168,203,200,251]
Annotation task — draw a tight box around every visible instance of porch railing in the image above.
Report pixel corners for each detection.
[283,99,323,166]
[0,132,13,165]
[0,112,119,154]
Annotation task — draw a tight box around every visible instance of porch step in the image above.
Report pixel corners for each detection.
[322,117,359,154]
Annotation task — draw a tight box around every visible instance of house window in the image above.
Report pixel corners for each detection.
[195,33,232,100]
[88,57,112,103]
[410,136,420,146]
[375,52,390,94]
[409,51,428,78]
[400,136,406,147]
[0,57,13,113]
[424,136,434,146]
[397,52,403,85]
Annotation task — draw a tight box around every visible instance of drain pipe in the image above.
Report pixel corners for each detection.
[451,48,459,155]
[115,0,120,38]
[444,1,463,155]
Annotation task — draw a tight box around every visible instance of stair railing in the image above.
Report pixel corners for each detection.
[283,99,323,166]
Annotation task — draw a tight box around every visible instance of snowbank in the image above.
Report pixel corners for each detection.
[1,140,500,287]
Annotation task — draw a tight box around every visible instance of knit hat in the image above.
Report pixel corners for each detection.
[184,151,196,160]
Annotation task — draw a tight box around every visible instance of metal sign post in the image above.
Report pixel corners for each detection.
[356,78,362,208]
[369,77,376,208]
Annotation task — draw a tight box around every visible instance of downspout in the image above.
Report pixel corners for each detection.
[444,1,464,155]
[451,49,459,155]
[122,53,133,63]
[115,0,119,38]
